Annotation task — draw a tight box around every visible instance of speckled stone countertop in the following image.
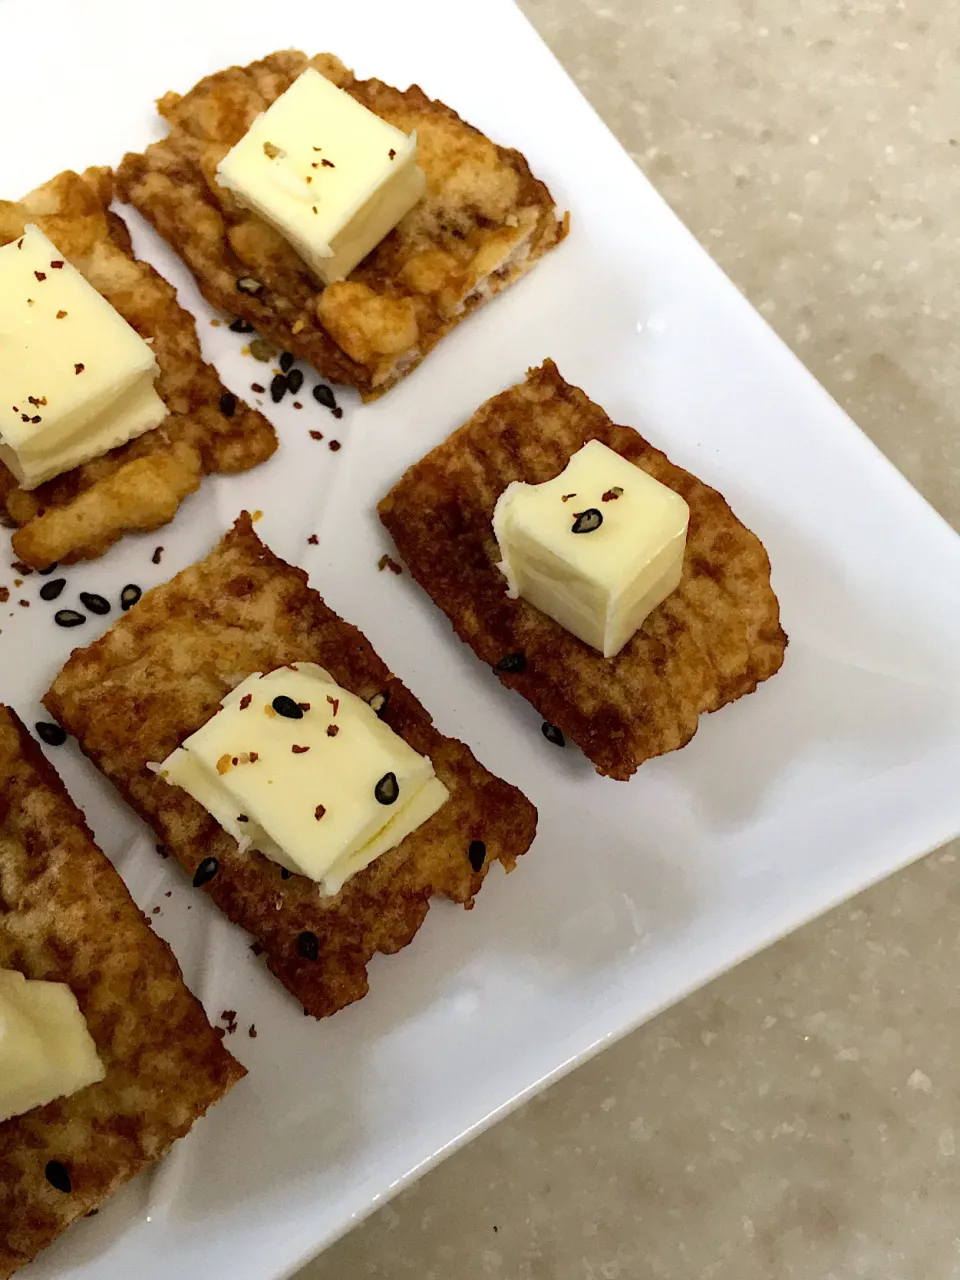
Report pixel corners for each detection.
[302,3,960,1276]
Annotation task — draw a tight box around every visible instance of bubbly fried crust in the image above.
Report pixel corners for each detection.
[0,706,244,1280]
[44,515,537,1018]
[378,361,788,780]
[0,169,277,568]
[115,51,568,400]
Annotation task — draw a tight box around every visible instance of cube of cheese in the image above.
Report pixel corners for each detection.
[493,440,690,658]
[0,225,167,489]
[160,663,448,895]
[216,68,426,285]
[0,969,105,1124]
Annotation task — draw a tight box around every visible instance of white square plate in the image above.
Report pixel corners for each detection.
[3,2,959,1277]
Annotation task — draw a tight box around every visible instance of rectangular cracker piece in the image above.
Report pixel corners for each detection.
[116,51,569,400]
[0,706,244,1280]
[45,514,538,1019]
[378,360,788,780]
[0,168,277,569]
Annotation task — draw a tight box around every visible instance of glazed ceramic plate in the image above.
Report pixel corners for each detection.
[4,1,960,1277]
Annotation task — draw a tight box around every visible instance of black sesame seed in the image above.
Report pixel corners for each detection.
[39,577,66,602]
[468,840,486,872]
[279,351,295,373]
[571,508,603,534]
[35,721,67,747]
[367,690,389,717]
[374,771,399,805]
[495,651,527,674]
[38,562,59,576]
[193,857,219,888]
[54,608,85,629]
[79,592,110,616]
[286,368,304,394]
[229,318,255,333]
[297,930,319,962]
[219,392,237,418]
[45,1160,71,1193]
[120,584,142,611]
[272,695,303,719]
[313,384,336,410]
[270,373,289,403]
[541,722,566,747]
[236,276,262,295]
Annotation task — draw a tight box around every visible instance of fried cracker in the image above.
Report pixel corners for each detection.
[0,169,277,569]
[45,514,538,1018]
[115,51,568,400]
[0,706,244,1280]
[378,361,788,780]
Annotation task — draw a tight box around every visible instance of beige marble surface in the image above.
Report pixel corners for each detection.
[302,3,960,1276]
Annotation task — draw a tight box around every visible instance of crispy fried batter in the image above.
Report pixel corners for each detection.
[0,706,244,1280]
[115,52,568,400]
[45,514,538,1018]
[0,169,277,569]
[378,361,788,780]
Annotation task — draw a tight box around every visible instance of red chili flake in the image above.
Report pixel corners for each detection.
[18,599,29,608]
[50,260,64,269]
[329,440,341,452]
[165,890,172,897]
[220,1010,238,1035]
[332,407,343,420]
[297,702,311,712]
[601,487,624,502]
[152,546,164,564]
[291,744,310,754]
[326,724,339,738]
[305,176,313,184]
[309,429,323,441]
[315,804,326,821]
[20,414,30,423]
[321,158,335,168]
[56,310,67,319]
[389,149,397,160]
[30,415,41,424]
[34,270,46,282]
[0,589,8,604]
[16,237,23,249]
[293,401,303,409]
[248,1024,258,1038]
[74,363,84,375]
[239,694,252,710]
[231,756,239,766]
[251,382,265,394]
[326,695,339,716]
[307,534,319,545]
[152,905,161,915]
[249,751,259,763]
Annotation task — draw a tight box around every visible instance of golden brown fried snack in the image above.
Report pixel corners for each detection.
[0,169,277,569]
[379,361,788,780]
[0,706,244,1280]
[115,51,569,400]
[45,514,538,1018]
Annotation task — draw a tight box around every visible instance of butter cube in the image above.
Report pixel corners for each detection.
[217,68,426,284]
[0,969,105,1123]
[0,226,167,489]
[160,664,448,895]
[493,440,690,658]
